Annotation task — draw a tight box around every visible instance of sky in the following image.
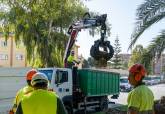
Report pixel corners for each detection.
[76,0,165,59]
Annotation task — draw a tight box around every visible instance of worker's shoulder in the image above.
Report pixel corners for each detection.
[22,86,33,93]
[47,91,59,98]
[23,85,32,90]
[16,88,23,94]
[16,86,28,95]
[129,85,146,94]
[134,85,153,95]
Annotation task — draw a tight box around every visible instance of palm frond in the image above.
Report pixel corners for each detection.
[140,30,165,74]
[148,30,165,58]
[129,12,165,49]
[129,0,165,49]
[137,0,165,20]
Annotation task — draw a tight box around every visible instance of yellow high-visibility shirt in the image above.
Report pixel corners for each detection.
[21,89,57,114]
[12,85,33,112]
[127,85,154,112]
[67,55,74,63]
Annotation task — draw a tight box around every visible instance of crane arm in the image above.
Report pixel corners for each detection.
[64,13,114,67]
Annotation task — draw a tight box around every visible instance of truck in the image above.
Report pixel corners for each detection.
[38,67,120,114]
[37,13,119,114]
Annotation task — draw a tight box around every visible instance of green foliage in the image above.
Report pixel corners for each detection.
[129,0,165,49]
[81,57,96,68]
[87,57,95,67]
[128,45,153,74]
[111,36,122,69]
[0,0,87,67]
[129,31,165,73]
[122,61,128,70]
[86,12,111,37]
[128,45,144,67]
[147,30,165,59]
[140,49,153,74]
[140,31,165,74]
[129,0,165,74]
[82,59,89,68]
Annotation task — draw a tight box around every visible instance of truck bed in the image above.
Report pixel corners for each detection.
[78,69,120,96]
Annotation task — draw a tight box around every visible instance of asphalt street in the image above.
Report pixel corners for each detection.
[0,76,25,114]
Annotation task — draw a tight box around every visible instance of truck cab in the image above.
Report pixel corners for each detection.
[39,68,72,98]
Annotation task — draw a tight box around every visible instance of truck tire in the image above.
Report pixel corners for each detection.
[95,96,108,112]
[65,105,73,114]
[100,96,108,111]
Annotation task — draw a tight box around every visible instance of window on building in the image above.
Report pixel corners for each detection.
[0,54,8,60]
[1,41,7,47]
[16,54,23,60]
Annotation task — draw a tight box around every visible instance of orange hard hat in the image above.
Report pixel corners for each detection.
[129,64,146,81]
[26,69,37,80]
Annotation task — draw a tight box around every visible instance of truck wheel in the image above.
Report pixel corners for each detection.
[100,96,108,111]
[95,96,108,112]
[65,105,73,114]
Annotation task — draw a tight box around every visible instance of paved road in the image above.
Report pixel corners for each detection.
[0,76,26,114]
[0,98,12,114]
[109,84,165,105]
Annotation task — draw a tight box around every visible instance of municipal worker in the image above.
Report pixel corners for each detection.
[16,72,67,114]
[127,64,154,114]
[67,50,78,68]
[9,69,37,114]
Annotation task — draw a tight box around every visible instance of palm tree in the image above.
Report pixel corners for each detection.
[129,0,165,59]
[128,45,144,67]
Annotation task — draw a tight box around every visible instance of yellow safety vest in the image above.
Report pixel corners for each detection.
[67,55,74,62]
[13,85,33,112]
[21,89,57,114]
[127,85,154,113]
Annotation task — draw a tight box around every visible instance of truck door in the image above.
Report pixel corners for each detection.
[53,69,72,99]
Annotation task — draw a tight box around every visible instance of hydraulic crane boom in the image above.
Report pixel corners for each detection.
[64,13,114,67]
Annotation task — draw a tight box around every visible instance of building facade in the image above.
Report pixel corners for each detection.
[0,34,26,67]
[0,34,80,67]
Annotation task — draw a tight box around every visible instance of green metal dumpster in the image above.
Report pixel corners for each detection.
[78,69,120,96]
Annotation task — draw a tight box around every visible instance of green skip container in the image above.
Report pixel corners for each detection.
[78,69,120,96]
